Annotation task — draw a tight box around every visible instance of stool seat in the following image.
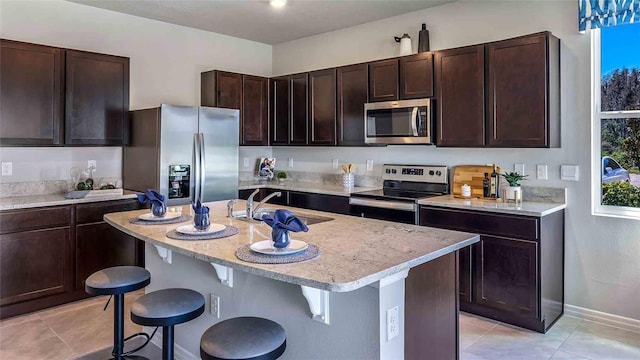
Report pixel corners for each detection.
[200,317,286,360]
[131,288,205,327]
[85,266,150,296]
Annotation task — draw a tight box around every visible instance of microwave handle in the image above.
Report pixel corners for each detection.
[411,107,419,136]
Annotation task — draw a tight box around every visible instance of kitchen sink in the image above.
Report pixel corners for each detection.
[231,208,334,225]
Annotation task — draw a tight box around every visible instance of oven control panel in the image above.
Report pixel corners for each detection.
[382,164,448,184]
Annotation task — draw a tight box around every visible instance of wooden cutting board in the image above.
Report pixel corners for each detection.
[452,165,500,198]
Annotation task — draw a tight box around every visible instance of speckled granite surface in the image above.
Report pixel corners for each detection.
[104,200,479,292]
[418,188,566,217]
[0,192,138,211]
[239,180,379,197]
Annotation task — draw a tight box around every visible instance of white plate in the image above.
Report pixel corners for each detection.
[250,240,308,256]
[176,223,226,235]
[138,212,182,221]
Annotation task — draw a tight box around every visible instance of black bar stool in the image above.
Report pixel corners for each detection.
[200,317,286,360]
[85,266,151,360]
[131,288,205,360]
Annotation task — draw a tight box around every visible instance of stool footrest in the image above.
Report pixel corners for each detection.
[114,327,158,358]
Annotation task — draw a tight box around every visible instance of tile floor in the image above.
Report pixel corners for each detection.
[2,296,640,359]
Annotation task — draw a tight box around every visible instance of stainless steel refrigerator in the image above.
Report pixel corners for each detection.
[123,104,239,206]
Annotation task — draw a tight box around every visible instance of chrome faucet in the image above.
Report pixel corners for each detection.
[226,199,237,217]
[246,189,282,220]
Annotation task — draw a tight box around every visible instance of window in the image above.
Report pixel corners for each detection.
[592,23,640,219]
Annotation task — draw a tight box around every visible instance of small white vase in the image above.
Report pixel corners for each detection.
[505,186,521,200]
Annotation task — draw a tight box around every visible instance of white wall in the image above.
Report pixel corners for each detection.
[0,0,272,183]
[272,1,640,321]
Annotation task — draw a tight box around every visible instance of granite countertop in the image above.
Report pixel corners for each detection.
[0,192,138,211]
[239,180,378,197]
[418,195,566,217]
[104,200,479,292]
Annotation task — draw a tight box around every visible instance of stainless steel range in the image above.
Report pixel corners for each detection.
[349,164,449,224]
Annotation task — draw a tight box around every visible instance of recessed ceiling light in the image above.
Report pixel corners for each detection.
[270,0,287,8]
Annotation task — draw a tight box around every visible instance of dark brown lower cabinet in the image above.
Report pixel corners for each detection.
[0,199,143,319]
[405,251,458,360]
[1,227,72,306]
[420,205,564,333]
[238,188,348,214]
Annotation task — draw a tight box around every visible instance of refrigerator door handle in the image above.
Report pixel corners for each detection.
[198,133,206,201]
[193,133,201,203]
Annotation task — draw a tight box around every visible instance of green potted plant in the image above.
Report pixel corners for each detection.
[501,171,528,200]
[276,171,287,182]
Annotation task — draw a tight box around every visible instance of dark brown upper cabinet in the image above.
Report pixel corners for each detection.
[435,45,485,147]
[270,76,291,145]
[399,52,434,99]
[290,73,308,145]
[337,63,368,146]
[308,69,337,145]
[270,74,308,145]
[65,50,129,145]
[486,32,560,148]
[201,71,268,145]
[0,40,64,146]
[242,75,269,145]
[201,70,242,109]
[368,59,399,102]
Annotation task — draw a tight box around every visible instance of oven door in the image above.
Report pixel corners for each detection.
[364,99,431,144]
[349,197,418,225]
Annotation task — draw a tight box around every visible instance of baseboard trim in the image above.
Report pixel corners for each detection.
[564,304,640,334]
[143,326,199,360]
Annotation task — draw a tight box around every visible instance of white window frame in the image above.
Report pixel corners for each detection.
[591,28,640,219]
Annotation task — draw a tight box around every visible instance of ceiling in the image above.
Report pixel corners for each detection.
[68,0,455,45]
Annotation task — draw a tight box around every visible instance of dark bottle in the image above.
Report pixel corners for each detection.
[418,23,430,52]
[490,164,500,198]
[483,172,490,198]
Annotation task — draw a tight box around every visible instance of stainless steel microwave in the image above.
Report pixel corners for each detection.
[364,98,432,144]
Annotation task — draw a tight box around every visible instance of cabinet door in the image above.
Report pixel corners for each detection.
[459,245,473,303]
[215,71,243,110]
[65,50,129,145]
[239,188,266,202]
[368,59,398,102]
[435,45,485,147]
[75,222,139,290]
[289,191,349,214]
[486,34,549,147]
[264,188,289,206]
[308,69,336,145]
[242,75,269,145]
[290,73,308,144]
[337,64,368,146]
[474,235,538,317]
[399,53,434,99]
[1,227,71,306]
[0,40,64,146]
[270,77,290,145]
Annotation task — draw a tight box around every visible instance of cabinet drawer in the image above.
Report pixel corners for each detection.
[76,199,140,224]
[420,206,539,240]
[0,206,71,235]
[289,191,349,215]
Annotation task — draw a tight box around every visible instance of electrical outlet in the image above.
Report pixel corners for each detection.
[515,164,525,176]
[332,158,339,169]
[386,306,399,341]
[366,160,373,171]
[1,162,12,176]
[288,158,294,168]
[88,160,97,170]
[537,165,548,180]
[210,294,220,318]
[243,157,249,167]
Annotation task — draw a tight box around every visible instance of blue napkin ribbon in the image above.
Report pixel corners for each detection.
[192,199,210,214]
[262,209,309,233]
[136,189,165,207]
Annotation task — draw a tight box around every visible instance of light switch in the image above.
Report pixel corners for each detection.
[332,158,339,169]
[243,157,249,167]
[561,165,579,181]
[288,158,294,168]
[515,164,525,176]
[366,160,373,171]
[536,165,548,180]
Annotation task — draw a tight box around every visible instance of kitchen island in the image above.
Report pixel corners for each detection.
[104,200,479,359]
